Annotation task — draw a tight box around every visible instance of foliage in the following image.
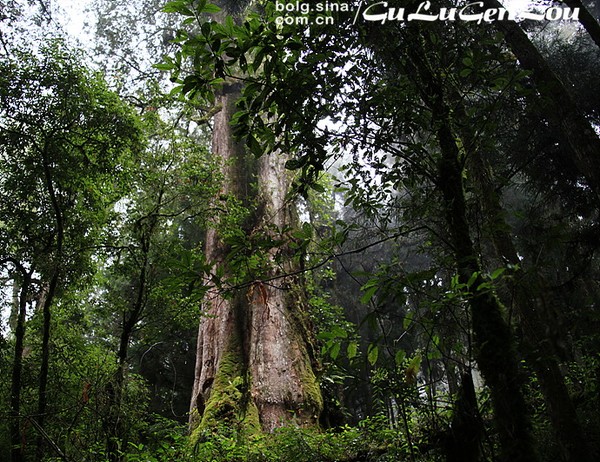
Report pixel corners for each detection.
[189,416,425,462]
[1,0,600,461]
[161,0,600,459]
[0,38,143,275]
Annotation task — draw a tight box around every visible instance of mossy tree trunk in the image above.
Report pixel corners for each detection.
[189,83,322,436]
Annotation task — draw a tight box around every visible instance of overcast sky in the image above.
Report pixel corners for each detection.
[52,0,93,43]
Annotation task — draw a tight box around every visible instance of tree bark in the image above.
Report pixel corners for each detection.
[445,372,481,462]
[36,145,65,459]
[189,83,322,436]
[8,266,32,462]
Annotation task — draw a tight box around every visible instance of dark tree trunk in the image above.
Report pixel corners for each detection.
[35,275,58,460]
[9,270,32,462]
[107,220,155,461]
[445,372,481,462]
[467,145,595,462]
[437,121,537,462]
[407,46,538,461]
[36,147,65,458]
[446,69,595,459]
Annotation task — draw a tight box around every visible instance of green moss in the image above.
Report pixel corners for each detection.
[286,286,324,422]
[296,346,324,421]
[190,281,323,452]
[190,332,261,448]
[190,418,401,462]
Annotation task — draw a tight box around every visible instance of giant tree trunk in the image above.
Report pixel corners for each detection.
[189,83,322,436]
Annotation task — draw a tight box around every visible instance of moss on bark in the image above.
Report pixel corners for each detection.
[190,332,261,446]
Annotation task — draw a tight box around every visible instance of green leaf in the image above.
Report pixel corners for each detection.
[309,181,326,193]
[331,325,348,339]
[367,345,379,366]
[209,77,226,86]
[225,15,235,35]
[450,273,460,289]
[477,281,492,291]
[407,354,421,371]
[403,311,414,329]
[169,85,183,96]
[153,62,174,71]
[317,331,335,341]
[247,134,262,157]
[162,1,191,14]
[394,350,406,366]
[405,354,421,383]
[466,271,478,288]
[330,342,341,360]
[202,3,221,13]
[490,267,506,280]
[360,284,378,305]
[347,342,358,359]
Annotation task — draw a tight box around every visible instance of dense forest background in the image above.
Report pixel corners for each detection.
[1,0,600,461]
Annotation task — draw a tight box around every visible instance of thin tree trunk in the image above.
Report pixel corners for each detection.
[9,281,19,331]
[106,263,147,462]
[107,208,157,461]
[36,145,65,459]
[9,270,32,462]
[35,274,58,459]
